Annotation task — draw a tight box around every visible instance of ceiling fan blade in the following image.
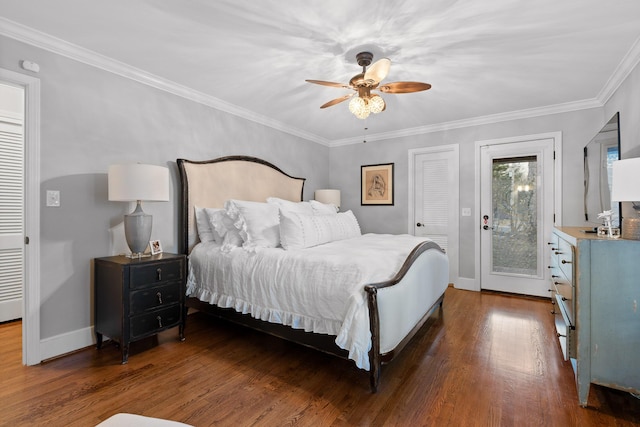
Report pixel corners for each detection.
[306,79,350,89]
[364,58,391,85]
[320,94,353,109]
[378,81,432,93]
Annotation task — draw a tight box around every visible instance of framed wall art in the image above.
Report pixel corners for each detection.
[361,163,394,205]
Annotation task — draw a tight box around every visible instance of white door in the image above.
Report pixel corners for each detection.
[409,145,459,284]
[480,138,555,297]
[0,83,25,322]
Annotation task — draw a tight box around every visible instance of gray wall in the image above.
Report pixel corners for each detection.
[0,35,329,340]
[330,60,640,280]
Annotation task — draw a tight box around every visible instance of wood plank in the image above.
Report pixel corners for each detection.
[1,288,639,426]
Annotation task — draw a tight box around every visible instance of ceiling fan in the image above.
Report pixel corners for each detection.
[306,51,431,119]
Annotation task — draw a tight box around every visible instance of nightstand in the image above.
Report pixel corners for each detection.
[94,253,186,363]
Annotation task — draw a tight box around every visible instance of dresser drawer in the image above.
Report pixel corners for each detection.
[554,311,576,361]
[554,281,575,326]
[130,282,182,315]
[130,259,183,289]
[555,238,574,283]
[130,304,181,339]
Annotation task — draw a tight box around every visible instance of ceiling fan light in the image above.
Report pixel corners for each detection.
[355,107,370,119]
[369,95,385,114]
[349,96,365,113]
[349,96,370,119]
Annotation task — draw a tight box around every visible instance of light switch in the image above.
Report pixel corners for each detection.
[461,208,471,217]
[46,190,60,207]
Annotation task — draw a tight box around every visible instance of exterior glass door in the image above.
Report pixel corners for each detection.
[480,138,554,297]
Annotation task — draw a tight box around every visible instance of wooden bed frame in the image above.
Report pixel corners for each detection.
[177,155,448,392]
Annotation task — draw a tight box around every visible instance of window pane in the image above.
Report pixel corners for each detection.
[492,157,537,275]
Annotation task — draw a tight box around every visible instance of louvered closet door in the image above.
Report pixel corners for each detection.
[0,119,24,322]
[412,146,459,284]
[415,154,450,250]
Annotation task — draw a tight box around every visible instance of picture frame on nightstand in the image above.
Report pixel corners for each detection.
[150,239,162,255]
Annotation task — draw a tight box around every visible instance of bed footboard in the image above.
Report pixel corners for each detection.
[364,240,449,392]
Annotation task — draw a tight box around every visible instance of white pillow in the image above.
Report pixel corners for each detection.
[194,206,217,243]
[310,199,338,214]
[225,200,280,250]
[279,210,361,250]
[266,197,313,215]
[204,207,242,250]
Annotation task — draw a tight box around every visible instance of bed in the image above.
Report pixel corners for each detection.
[177,155,449,391]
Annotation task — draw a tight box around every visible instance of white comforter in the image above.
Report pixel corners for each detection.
[187,233,432,370]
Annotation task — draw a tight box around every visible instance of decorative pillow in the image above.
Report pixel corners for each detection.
[225,199,280,250]
[204,207,242,250]
[194,206,217,243]
[310,199,338,215]
[266,197,314,215]
[220,229,243,252]
[279,210,361,250]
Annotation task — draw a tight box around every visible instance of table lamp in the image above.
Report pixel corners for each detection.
[611,157,640,240]
[314,189,341,210]
[108,163,170,257]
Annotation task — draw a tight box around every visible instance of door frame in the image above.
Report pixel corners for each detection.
[473,132,562,292]
[408,144,459,285]
[0,68,41,365]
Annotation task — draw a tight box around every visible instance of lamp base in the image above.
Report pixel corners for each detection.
[622,218,640,240]
[124,253,152,259]
[124,201,153,256]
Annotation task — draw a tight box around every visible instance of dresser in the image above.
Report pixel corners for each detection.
[94,253,186,363]
[550,227,640,406]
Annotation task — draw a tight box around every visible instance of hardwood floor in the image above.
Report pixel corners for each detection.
[1,287,639,426]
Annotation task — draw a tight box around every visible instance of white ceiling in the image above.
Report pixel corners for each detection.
[2,0,640,145]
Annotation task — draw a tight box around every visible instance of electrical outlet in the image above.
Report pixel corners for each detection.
[461,208,471,217]
[46,190,60,207]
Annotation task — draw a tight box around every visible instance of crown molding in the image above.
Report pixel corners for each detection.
[0,17,331,147]
[330,98,602,147]
[597,35,640,104]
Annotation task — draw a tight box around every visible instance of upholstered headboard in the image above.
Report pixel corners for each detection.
[177,155,305,253]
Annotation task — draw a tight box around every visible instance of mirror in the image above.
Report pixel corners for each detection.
[584,112,620,227]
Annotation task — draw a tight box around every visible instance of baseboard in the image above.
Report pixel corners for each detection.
[40,326,96,362]
[454,277,479,292]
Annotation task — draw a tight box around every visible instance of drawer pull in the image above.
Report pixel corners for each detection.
[554,251,562,255]
[156,268,162,281]
[561,260,572,264]
[557,332,566,338]
[157,316,163,328]
[561,297,568,301]
[156,292,163,304]
[551,275,559,278]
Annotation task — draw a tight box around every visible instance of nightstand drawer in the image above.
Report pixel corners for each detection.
[130,282,182,314]
[130,304,181,339]
[130,260,183,289]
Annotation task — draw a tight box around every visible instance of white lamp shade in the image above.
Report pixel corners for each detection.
[611,158,640,202]
[315,189,341,208]
[108,164,170,202]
